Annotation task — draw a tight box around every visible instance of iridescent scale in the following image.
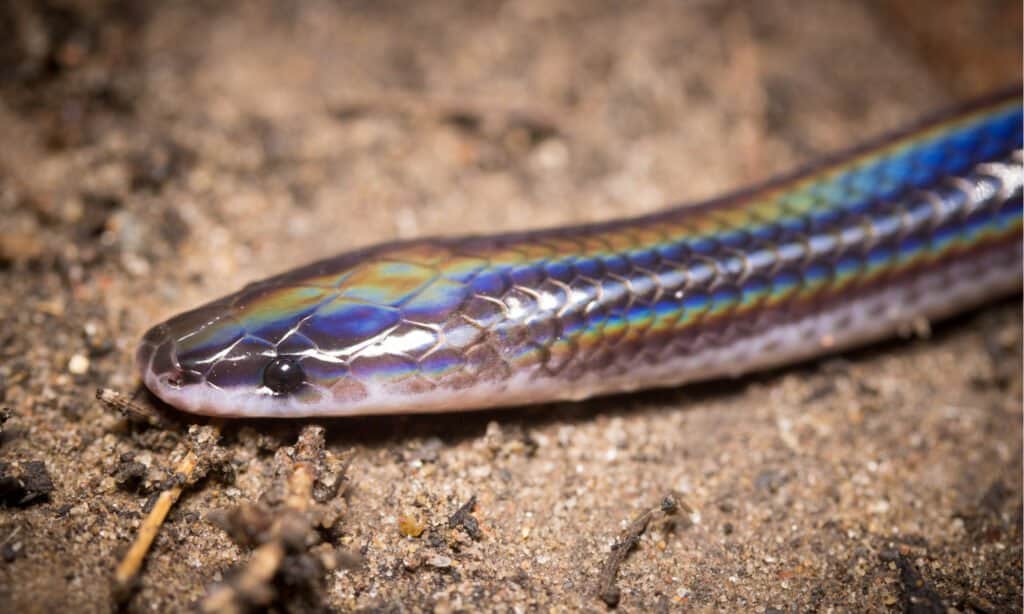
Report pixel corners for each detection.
[138,93,1024,417]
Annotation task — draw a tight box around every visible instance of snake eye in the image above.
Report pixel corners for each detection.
[263,357,305,395]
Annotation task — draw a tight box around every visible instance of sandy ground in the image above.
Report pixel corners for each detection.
[0,1,1021,611]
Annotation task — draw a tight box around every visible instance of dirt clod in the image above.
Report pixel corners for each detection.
[0,460,54,507]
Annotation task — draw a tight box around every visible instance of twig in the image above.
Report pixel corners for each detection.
[96,387,174,429]
[113,449,198,593]
[112,420,223,599]
[200,425,325,613]
[327,92,566,141]
[596,493,691,607]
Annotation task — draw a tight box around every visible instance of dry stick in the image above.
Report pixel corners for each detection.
[203,462,314,611]
[327,93,566,137]
[596,493,691,607]
[101,385,224,597]
[200,425,321,613]
[205,541,285,613]
[96,387,172,429]
[285,460,314,513]
[113,449,200,592]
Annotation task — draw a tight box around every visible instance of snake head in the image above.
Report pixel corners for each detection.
[135,288,327,417]
[135,242,508,417]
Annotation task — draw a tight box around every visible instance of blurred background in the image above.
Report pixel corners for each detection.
[0,1,1020,611]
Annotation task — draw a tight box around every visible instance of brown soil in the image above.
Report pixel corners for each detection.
[0,1,1021,611]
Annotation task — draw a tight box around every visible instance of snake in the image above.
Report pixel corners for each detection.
[137,90,1023,417]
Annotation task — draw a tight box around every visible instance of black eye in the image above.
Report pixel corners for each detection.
[263,357,305,395]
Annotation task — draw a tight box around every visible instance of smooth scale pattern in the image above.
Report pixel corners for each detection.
[138,92,1024,417]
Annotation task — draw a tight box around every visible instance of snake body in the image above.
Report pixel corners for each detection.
[138,92,1023,417]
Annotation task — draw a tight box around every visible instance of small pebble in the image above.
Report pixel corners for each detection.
[426,554,452,569]
[468,464,491,479]
[68,354,90,375]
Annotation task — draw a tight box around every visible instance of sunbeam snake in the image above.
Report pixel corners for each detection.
[138,90,1024,417]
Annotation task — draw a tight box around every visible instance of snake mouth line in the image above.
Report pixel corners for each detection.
[136,324,194,395]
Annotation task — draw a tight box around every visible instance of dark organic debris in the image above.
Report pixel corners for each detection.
[200,425,358,613]
[0,407,11,440]
[597,493,691,607]
[129,140,195,195]
[113,454,148,493]
[952,479,1014,540]
[448,495,482,541]
[0,460,54,507]
[207,502,276,549]
[978,479,1011,515]
[879,549,947,613]
[328,93,563,146]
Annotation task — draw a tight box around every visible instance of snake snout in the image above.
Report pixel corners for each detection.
[136,323,188,387]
